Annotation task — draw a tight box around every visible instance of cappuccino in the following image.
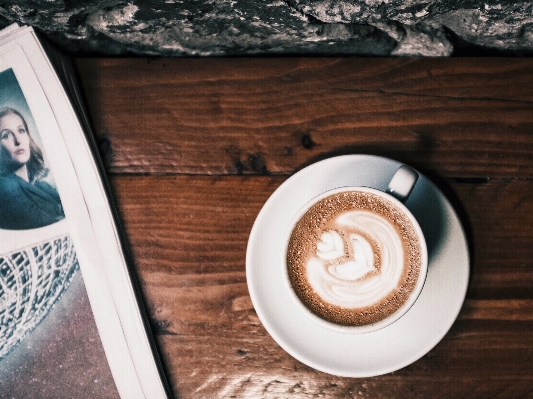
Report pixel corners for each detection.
[286,189,424,327]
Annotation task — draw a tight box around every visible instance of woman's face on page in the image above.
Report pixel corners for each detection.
[0,113,31,167]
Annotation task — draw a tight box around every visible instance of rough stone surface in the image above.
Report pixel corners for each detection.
[0,1,531,56]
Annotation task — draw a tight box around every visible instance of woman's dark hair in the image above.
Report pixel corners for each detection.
[0,107,47,183]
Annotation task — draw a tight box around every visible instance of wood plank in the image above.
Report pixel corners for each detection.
[106,174,532,396]
[111,175,532,298]
[76,58,533,177]
[154,320,533,398]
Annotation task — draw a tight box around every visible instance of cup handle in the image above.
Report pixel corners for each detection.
[386,165,419,202]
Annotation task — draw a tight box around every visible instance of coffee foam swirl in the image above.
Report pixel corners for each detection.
[307,210,405,309]
[286,190,422,326]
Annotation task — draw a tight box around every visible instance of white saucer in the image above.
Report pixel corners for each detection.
[246,155,470,377]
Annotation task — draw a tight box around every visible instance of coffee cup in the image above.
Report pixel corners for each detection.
[282,165,428,334]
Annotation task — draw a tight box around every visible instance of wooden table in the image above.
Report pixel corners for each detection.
[76,58,533,398]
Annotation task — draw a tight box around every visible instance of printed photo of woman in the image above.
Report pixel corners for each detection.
[0,107,65,230]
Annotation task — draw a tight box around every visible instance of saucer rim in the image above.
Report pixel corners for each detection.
[246,154,470,377]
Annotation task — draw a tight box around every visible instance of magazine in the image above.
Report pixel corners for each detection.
[0,24,171,398]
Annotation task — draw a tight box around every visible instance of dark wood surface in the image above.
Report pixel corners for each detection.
[75,58,533,399]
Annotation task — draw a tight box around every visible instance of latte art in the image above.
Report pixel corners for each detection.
[319,230,376,281]
[286,190,423,326]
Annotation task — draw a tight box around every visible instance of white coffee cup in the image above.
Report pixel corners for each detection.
[282,165,428,334]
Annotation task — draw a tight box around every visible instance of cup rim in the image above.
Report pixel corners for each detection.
[281,185,429,335]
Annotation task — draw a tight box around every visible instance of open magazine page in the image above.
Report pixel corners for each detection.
[0,25,171,398]
[0,65,120,398]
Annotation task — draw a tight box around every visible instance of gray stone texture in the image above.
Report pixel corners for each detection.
[0,1,532,56]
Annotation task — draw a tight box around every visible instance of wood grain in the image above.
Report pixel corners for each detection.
[76,58,533,178]
[73,58,533,398]
[109,174,532,398]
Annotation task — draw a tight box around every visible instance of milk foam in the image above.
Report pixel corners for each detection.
[307,210,404,309]
[286,189,422,326]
